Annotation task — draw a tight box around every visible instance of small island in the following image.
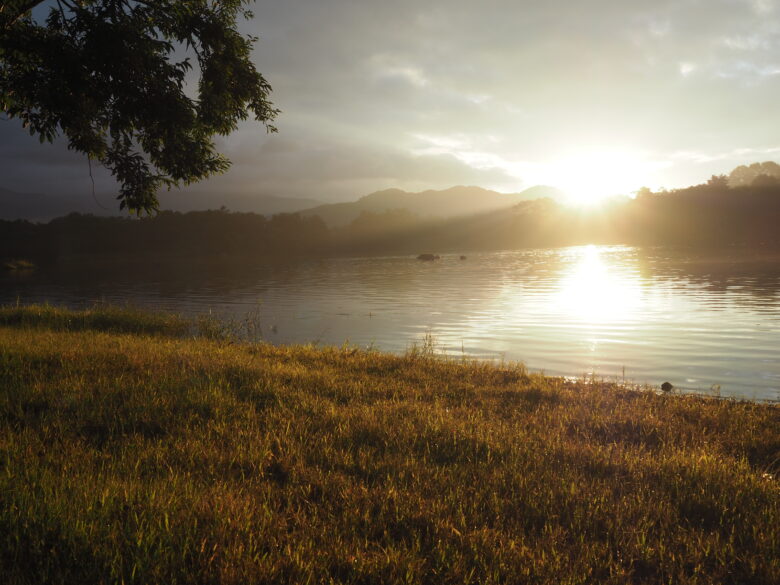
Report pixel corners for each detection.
[2,258,35,271]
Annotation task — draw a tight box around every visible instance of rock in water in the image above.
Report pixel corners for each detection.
[661,381,673,392]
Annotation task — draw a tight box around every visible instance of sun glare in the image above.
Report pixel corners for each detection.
[547,150,661,207]
[556,245,642,323]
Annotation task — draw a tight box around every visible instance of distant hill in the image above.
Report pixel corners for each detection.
[0,187,117,221]
[4,179,780,266]
[2,182,566,225]
[158,192,322,215]
[300,185,564,227]
[0,188,49,221]
[0,187,322,221]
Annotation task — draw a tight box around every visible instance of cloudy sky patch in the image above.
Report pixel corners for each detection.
[3,0,780,209]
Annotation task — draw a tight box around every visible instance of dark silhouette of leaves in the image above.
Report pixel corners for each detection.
[1,0,279,213]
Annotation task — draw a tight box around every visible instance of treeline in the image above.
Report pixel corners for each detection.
[620,179,780,246]
[0,210,331,265]
[2,180,780,265]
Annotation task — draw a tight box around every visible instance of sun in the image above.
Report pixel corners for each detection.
[547,149,659,207]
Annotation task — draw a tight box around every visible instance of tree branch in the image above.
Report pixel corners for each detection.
[1,0,50,29]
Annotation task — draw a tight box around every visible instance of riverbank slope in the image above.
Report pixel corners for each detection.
[1,306,778,584]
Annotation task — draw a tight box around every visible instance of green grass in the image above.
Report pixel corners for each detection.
[0,303,230,340]
[0,305,778,584]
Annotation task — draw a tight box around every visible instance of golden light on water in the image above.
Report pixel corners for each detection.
[555,245,642,324]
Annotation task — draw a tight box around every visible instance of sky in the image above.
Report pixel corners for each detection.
[2,0,780,209]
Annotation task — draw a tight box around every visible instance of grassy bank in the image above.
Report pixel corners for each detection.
[0,306,778,584]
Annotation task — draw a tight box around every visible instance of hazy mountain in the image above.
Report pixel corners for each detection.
[0,187,323,221]
[0,188,50,221]
[301,185,564,227]
[158,192,322,215]
[0,187,118,221]
[2,182,565,224]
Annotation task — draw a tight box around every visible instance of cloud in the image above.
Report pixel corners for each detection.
[4,0,780,210]
[721,34,772,51]
[750,0,775,15]
[193,127,519,201]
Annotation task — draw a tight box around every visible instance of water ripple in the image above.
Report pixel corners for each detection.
[2,245,779,400]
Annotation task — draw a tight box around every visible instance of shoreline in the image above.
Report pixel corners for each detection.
[2,302,777,404]
[1,305,778,583]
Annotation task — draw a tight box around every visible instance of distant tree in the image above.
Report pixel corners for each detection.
[706,174,730,189]
[634,186,653,199]
[0,0,278,213]
[728,161,780,187]
[751,173,780,188]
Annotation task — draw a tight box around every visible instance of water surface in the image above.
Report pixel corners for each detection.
[3,245,779,401]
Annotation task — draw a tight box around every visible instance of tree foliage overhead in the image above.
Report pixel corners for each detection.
[0,0,278,213]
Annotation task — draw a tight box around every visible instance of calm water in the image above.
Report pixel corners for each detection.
[2,245,779,401]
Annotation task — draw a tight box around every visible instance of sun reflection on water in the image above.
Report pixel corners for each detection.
[555,245,643,324]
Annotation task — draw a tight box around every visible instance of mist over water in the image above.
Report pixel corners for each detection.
[3,244,779,401]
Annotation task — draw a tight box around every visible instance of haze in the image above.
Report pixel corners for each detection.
[2,0,780,209]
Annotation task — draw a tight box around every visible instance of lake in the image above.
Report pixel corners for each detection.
[2,244,779,401]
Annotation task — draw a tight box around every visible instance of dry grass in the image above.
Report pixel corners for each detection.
[0,305,778,584]
[2,259,35,271]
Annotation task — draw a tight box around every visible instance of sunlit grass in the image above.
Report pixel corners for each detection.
[2,259,35,271]
[0,303,253,341]
[0,303,192,337]
[0,305,778,584]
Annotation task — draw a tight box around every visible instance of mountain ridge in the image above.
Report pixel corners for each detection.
[300,185,565,227]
